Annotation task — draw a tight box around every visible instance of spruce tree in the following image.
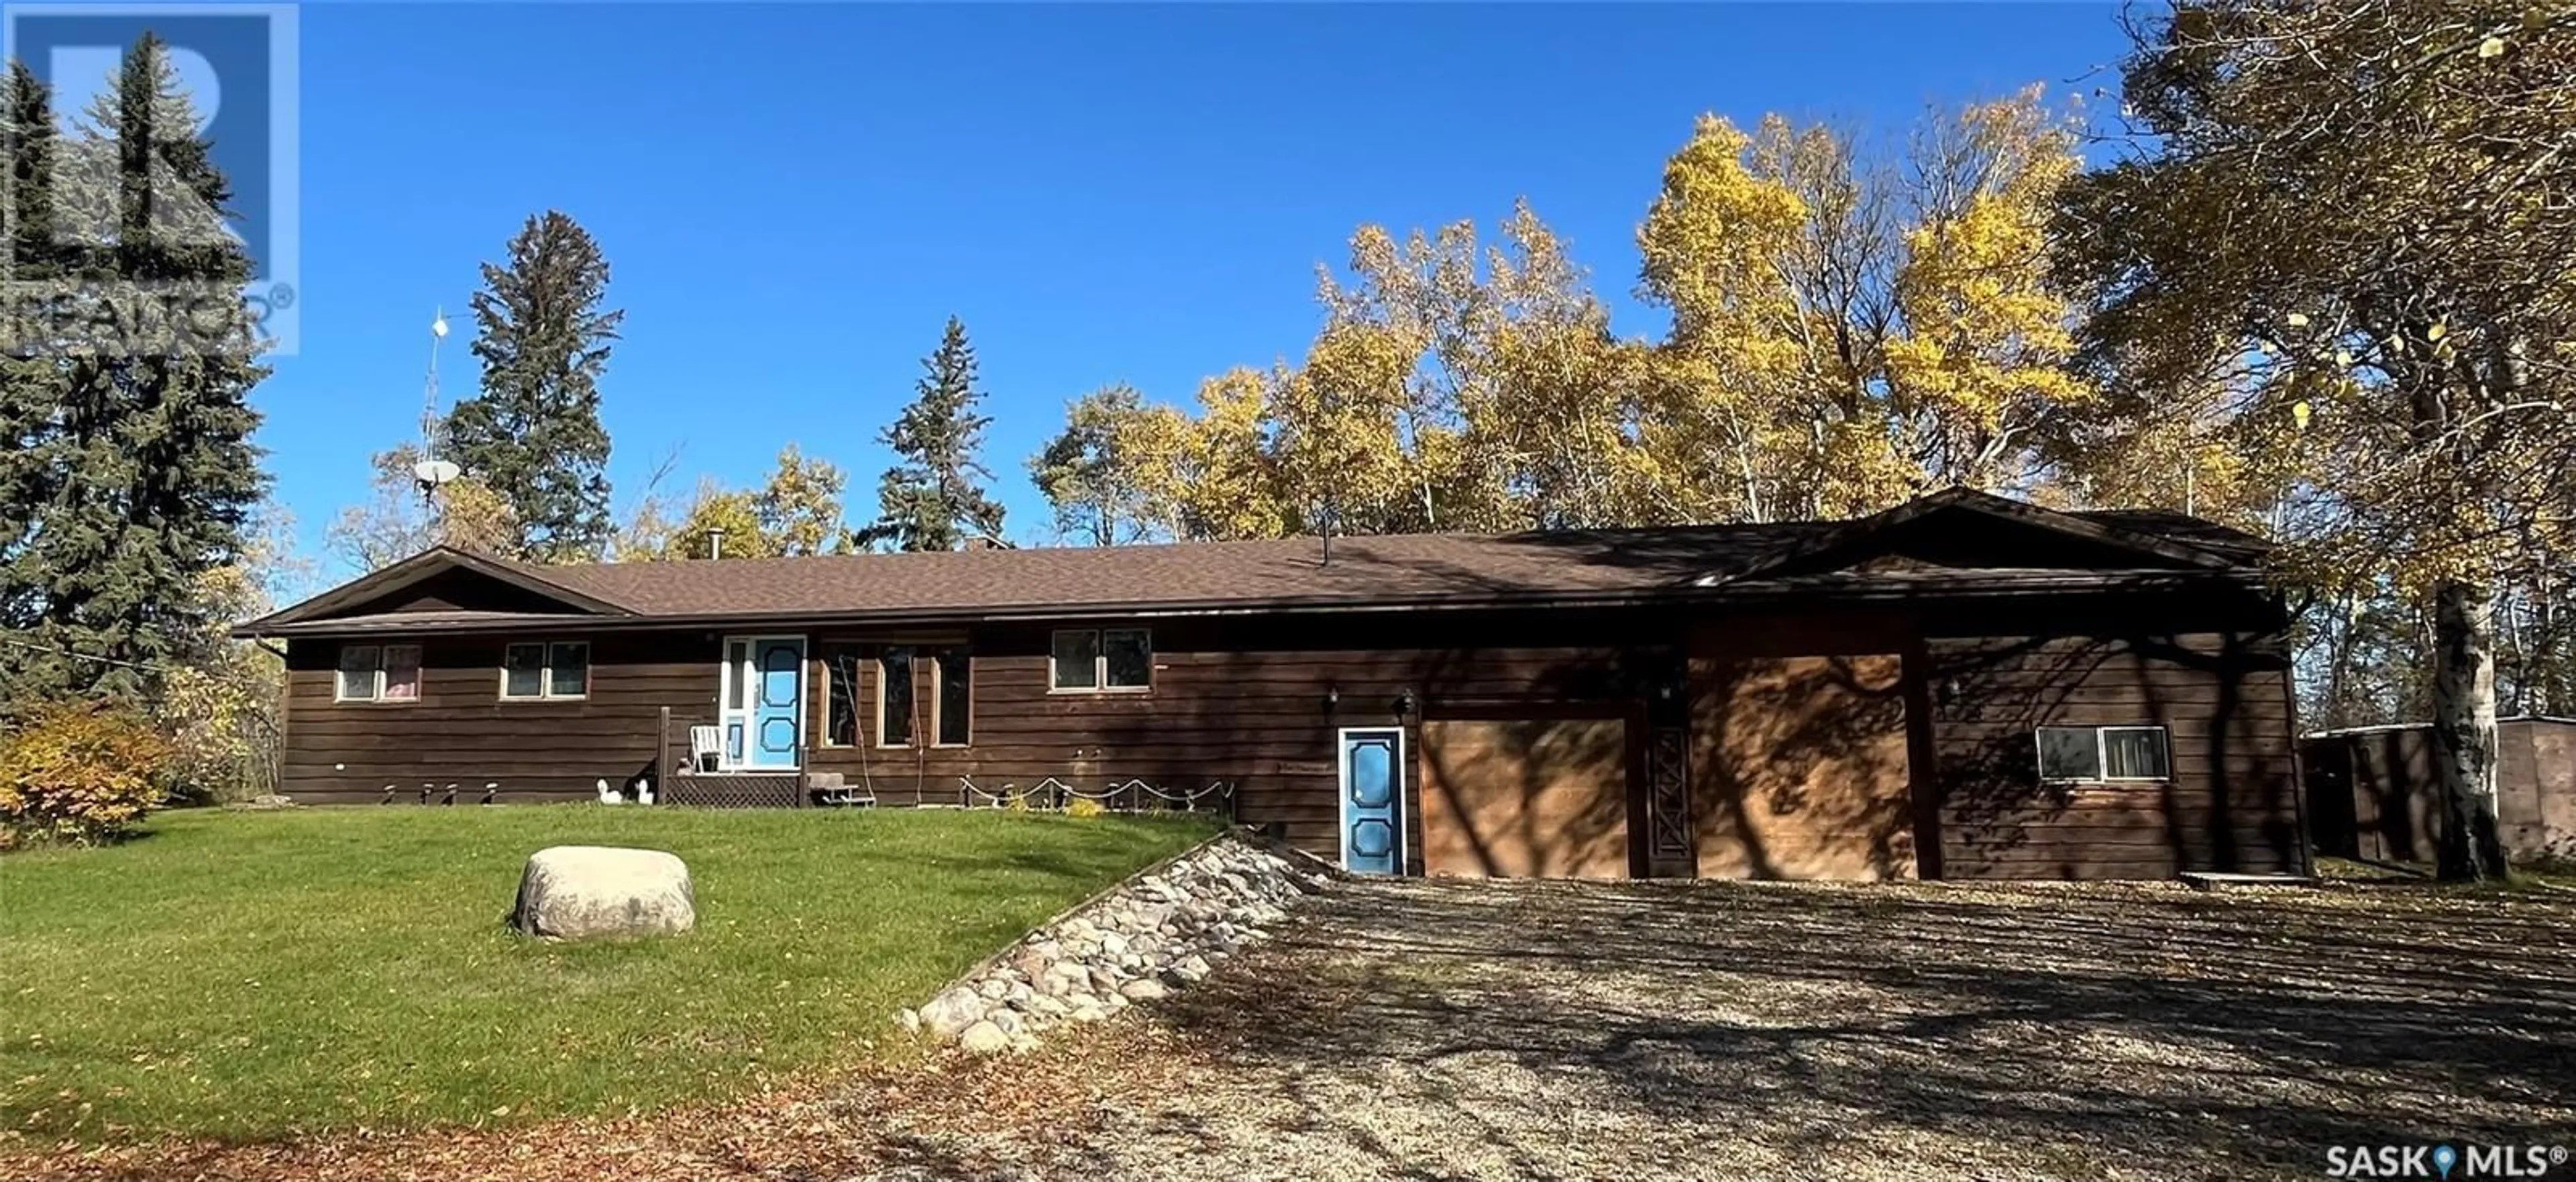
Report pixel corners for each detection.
[445,210,621,562]
[855,317,1007,551]
[0,62,68,678]
[0,36,268,708]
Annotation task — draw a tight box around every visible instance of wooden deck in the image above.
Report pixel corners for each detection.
[653,706,821,808]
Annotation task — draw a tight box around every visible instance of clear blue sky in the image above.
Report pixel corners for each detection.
[259,1,2131,574]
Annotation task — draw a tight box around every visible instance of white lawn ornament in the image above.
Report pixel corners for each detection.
[636,778,656,806]
[596,778,619,804]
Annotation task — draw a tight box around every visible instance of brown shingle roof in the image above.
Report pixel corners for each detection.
[498,523,1841,618]
[502,503,2260,620]
[239,490,2271,637]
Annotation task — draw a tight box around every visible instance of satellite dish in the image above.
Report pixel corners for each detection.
[413,458,462,488]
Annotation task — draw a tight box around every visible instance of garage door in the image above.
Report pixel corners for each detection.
[1419,718,1629,879]
[1690,654,1914,879]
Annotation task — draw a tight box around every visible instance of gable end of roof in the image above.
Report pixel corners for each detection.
[1695,487,2246,587]
[234,547,637,637]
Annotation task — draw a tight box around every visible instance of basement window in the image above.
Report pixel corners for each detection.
[1051,628,1150,692]
[2036,725,2171,782]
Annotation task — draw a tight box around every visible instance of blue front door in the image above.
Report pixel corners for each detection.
[748,638,804,769]
[723,636,805,771]
[1340,728,1404,875]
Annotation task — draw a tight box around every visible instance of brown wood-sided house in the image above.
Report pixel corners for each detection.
[237,489,2312,881]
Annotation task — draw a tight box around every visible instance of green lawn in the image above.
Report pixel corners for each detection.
[0,806,1212,1142]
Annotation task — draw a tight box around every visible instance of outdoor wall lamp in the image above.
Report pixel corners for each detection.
[1324,683,1340,712]
[1393,690,1415,718]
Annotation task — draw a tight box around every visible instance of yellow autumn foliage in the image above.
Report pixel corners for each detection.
[1049,89,2098,539]
[0,702,174,848]
[1884,123,2091,487]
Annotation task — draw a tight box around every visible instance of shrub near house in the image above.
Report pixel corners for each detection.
[0,704,173,849]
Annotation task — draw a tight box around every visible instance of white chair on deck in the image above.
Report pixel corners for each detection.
[688,726,723,773]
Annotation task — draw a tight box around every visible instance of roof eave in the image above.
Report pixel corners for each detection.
[242,568,2269,638]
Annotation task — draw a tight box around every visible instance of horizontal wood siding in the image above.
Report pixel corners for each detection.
[2532,721,2576,859]
[2531,722,2576,859]
[282,612,1654,857]
[282,633,716,803]
[276,584,2306,880]
[806,614,1666,863]
[1920,600,2303,879]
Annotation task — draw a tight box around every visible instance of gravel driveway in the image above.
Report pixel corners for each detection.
[856,874,2576,1182]
[28,875,2576,1182]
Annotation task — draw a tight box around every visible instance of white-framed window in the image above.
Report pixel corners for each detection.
[335,643,422,703]
[2035,725,2171,782]
[1050,628,1150,692]
[500,641,589,700]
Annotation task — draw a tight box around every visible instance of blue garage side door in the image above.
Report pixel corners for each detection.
[1340,727,1405,875]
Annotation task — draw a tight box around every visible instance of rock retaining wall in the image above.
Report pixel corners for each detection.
[902,831,1332,1053]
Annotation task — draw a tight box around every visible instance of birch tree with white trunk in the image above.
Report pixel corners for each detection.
[2053,0,2576,880]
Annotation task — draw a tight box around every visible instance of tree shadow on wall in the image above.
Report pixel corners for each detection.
[1692,653,1915,880]
[1929,631,2300,877]
[1417,714,1631,879]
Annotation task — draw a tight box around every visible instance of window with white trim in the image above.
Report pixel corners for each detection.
[500,641,589,700]
[335,643,422,703]
[2035,725,2171,782]
[1051,628,1150,692]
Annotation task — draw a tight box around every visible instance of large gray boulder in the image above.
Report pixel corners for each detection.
[513,846,696,940]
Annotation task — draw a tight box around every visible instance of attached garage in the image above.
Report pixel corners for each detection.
[1408,648,1923,883]
[1417,718,1631,879]
[1410,662,1919,883]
